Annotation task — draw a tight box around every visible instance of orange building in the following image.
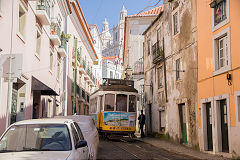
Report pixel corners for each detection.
[197,0,240,157]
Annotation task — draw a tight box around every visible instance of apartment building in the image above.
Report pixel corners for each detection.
[197,0,240,157]
[66,0,98,116]
[0,0,71,135]
[143,0,198,147]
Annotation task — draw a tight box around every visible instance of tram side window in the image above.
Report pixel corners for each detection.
[116,94,127,112]
[104,94,115,111]
[129,95,136,112]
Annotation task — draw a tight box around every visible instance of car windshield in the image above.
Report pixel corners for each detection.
[0,124,71,152]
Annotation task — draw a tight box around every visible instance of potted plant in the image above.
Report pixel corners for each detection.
[60,31,65,48]
[37,0,45,10]
[51,23,57,35]
[65,34,71,42]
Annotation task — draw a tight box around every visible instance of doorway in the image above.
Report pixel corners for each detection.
[148,104,152,134]
[206,102,213,151]
[219,100,229,152]
[178,103,187,144]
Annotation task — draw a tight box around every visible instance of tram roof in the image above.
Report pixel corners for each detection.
[92,79,138,95]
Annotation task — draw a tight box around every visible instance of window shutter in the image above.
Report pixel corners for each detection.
[215,40,219,70]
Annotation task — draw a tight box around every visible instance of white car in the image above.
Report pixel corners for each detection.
[0,118,89,160]
[56,115,99,160]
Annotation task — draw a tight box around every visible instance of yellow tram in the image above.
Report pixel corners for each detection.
[89,78,138,137]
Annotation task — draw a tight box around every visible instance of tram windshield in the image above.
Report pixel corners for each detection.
[129,95,136,112]
[116,94,127,112]
[104,94,114,111]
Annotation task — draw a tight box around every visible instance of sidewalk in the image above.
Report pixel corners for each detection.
[136,137,229,160]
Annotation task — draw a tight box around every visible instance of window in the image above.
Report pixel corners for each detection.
[147,40,151,55]
[0,124,71,152]
[110,71,113,78]
[129,95,136,112]
[36,29,41,56]
[116,94,127,112]
[211,0,229,31]
[237,95,240,122]
[213,27,230,75]
[216,35,228,70]
[71,123,79,146]
[18,1,27,39]
[73,122,84,140]
[158,66,163,88]
[157,27,161,42]
[115,32,118,41]
[104,94,115,111]
[49,50,53,71]
[214,0,227,26]
[172,10,179,35]
[176,58,180,80]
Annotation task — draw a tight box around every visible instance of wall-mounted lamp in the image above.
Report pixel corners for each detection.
[0,48,2,52]
[227,73,232,86]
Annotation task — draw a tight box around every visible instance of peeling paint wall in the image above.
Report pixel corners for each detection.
[144,0,198,147]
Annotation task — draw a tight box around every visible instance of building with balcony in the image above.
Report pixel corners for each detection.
[88,24,103,86]
[0,0,71,135]
[197,0,240,157]
[143,0,198,147]
[122,5,163,133]
[66,0,98,116]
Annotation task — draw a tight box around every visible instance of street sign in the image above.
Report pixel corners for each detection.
[0,54,23,79]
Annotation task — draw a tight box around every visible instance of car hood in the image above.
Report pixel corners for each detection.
[0,151,71,160]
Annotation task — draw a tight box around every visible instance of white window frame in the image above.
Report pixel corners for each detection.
[212,0,230,32]
[57,58,60,81]
[212,27,231,76]
[35,25,42,60]
[235,91,240,127]
[17,0,27,42]
[0,0,2,17]
[172,7,180,36]
[157,66,163,89]
[176,58,181,81]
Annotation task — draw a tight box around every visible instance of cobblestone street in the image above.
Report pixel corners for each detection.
[97,139,195,160]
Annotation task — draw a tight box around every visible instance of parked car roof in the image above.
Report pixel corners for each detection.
[13,118,73,125]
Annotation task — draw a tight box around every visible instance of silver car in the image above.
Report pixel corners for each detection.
[0,118,89,160]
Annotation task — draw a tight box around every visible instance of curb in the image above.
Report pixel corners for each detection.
[134,138,226,160]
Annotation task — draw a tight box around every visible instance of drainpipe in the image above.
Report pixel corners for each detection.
[6,0,15,128]
[163,38,168,102]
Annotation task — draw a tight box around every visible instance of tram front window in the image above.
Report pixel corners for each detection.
[105,94,115,111]
[129,95,136,112]
[116,94,127,112]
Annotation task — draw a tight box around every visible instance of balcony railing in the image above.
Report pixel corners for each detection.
[37,0,50,18]
[82,59,86,69]
[152,41,164,64]
[133,57,144,75]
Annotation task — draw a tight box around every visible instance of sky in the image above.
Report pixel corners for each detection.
[78,0,163,33]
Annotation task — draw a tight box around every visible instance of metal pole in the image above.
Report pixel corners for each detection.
[6,0,15,128]
[73,37,78,114]
[6,56,13,128]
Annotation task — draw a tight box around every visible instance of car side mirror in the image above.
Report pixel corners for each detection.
[75,140,87,149]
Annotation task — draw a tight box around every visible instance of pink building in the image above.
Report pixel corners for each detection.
[0,0,97,135]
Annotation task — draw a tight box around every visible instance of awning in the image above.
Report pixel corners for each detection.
[31,76,58,96]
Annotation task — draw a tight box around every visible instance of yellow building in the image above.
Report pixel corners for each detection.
[197,0,240,158]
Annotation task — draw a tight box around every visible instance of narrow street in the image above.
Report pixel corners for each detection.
[97,139,196,160]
